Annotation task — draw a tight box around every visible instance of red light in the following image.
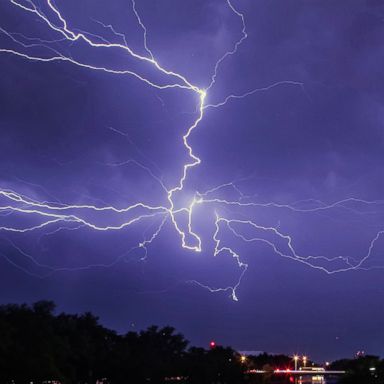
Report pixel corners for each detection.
[209,341,216,348]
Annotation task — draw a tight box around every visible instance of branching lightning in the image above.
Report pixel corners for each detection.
[0,0,383,299]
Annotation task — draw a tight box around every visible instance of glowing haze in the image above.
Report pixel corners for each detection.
[0,0,384,360]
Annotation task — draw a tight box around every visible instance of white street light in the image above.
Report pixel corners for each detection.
[293,355,299,371]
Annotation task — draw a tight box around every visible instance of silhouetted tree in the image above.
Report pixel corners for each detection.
[331,355,382,384]
[185,345,245,383]
[0,301,383,384]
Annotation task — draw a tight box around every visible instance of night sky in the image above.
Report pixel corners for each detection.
[1,0,384,362]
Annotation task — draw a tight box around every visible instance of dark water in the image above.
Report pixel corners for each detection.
[291,378,339,384]
[248,377,340,384]
[293,377,339,384]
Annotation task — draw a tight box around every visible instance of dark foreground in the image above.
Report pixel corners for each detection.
[0,301,382,384]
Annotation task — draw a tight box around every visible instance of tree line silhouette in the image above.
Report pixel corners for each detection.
[0,301,383,384]
[0,301,246,383]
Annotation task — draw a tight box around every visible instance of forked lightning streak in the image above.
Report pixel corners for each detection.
[0,0,383,300]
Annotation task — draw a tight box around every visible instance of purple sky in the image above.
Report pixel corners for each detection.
[1,0,384,362]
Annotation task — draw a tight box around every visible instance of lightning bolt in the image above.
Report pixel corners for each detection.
[0,0,383,300]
